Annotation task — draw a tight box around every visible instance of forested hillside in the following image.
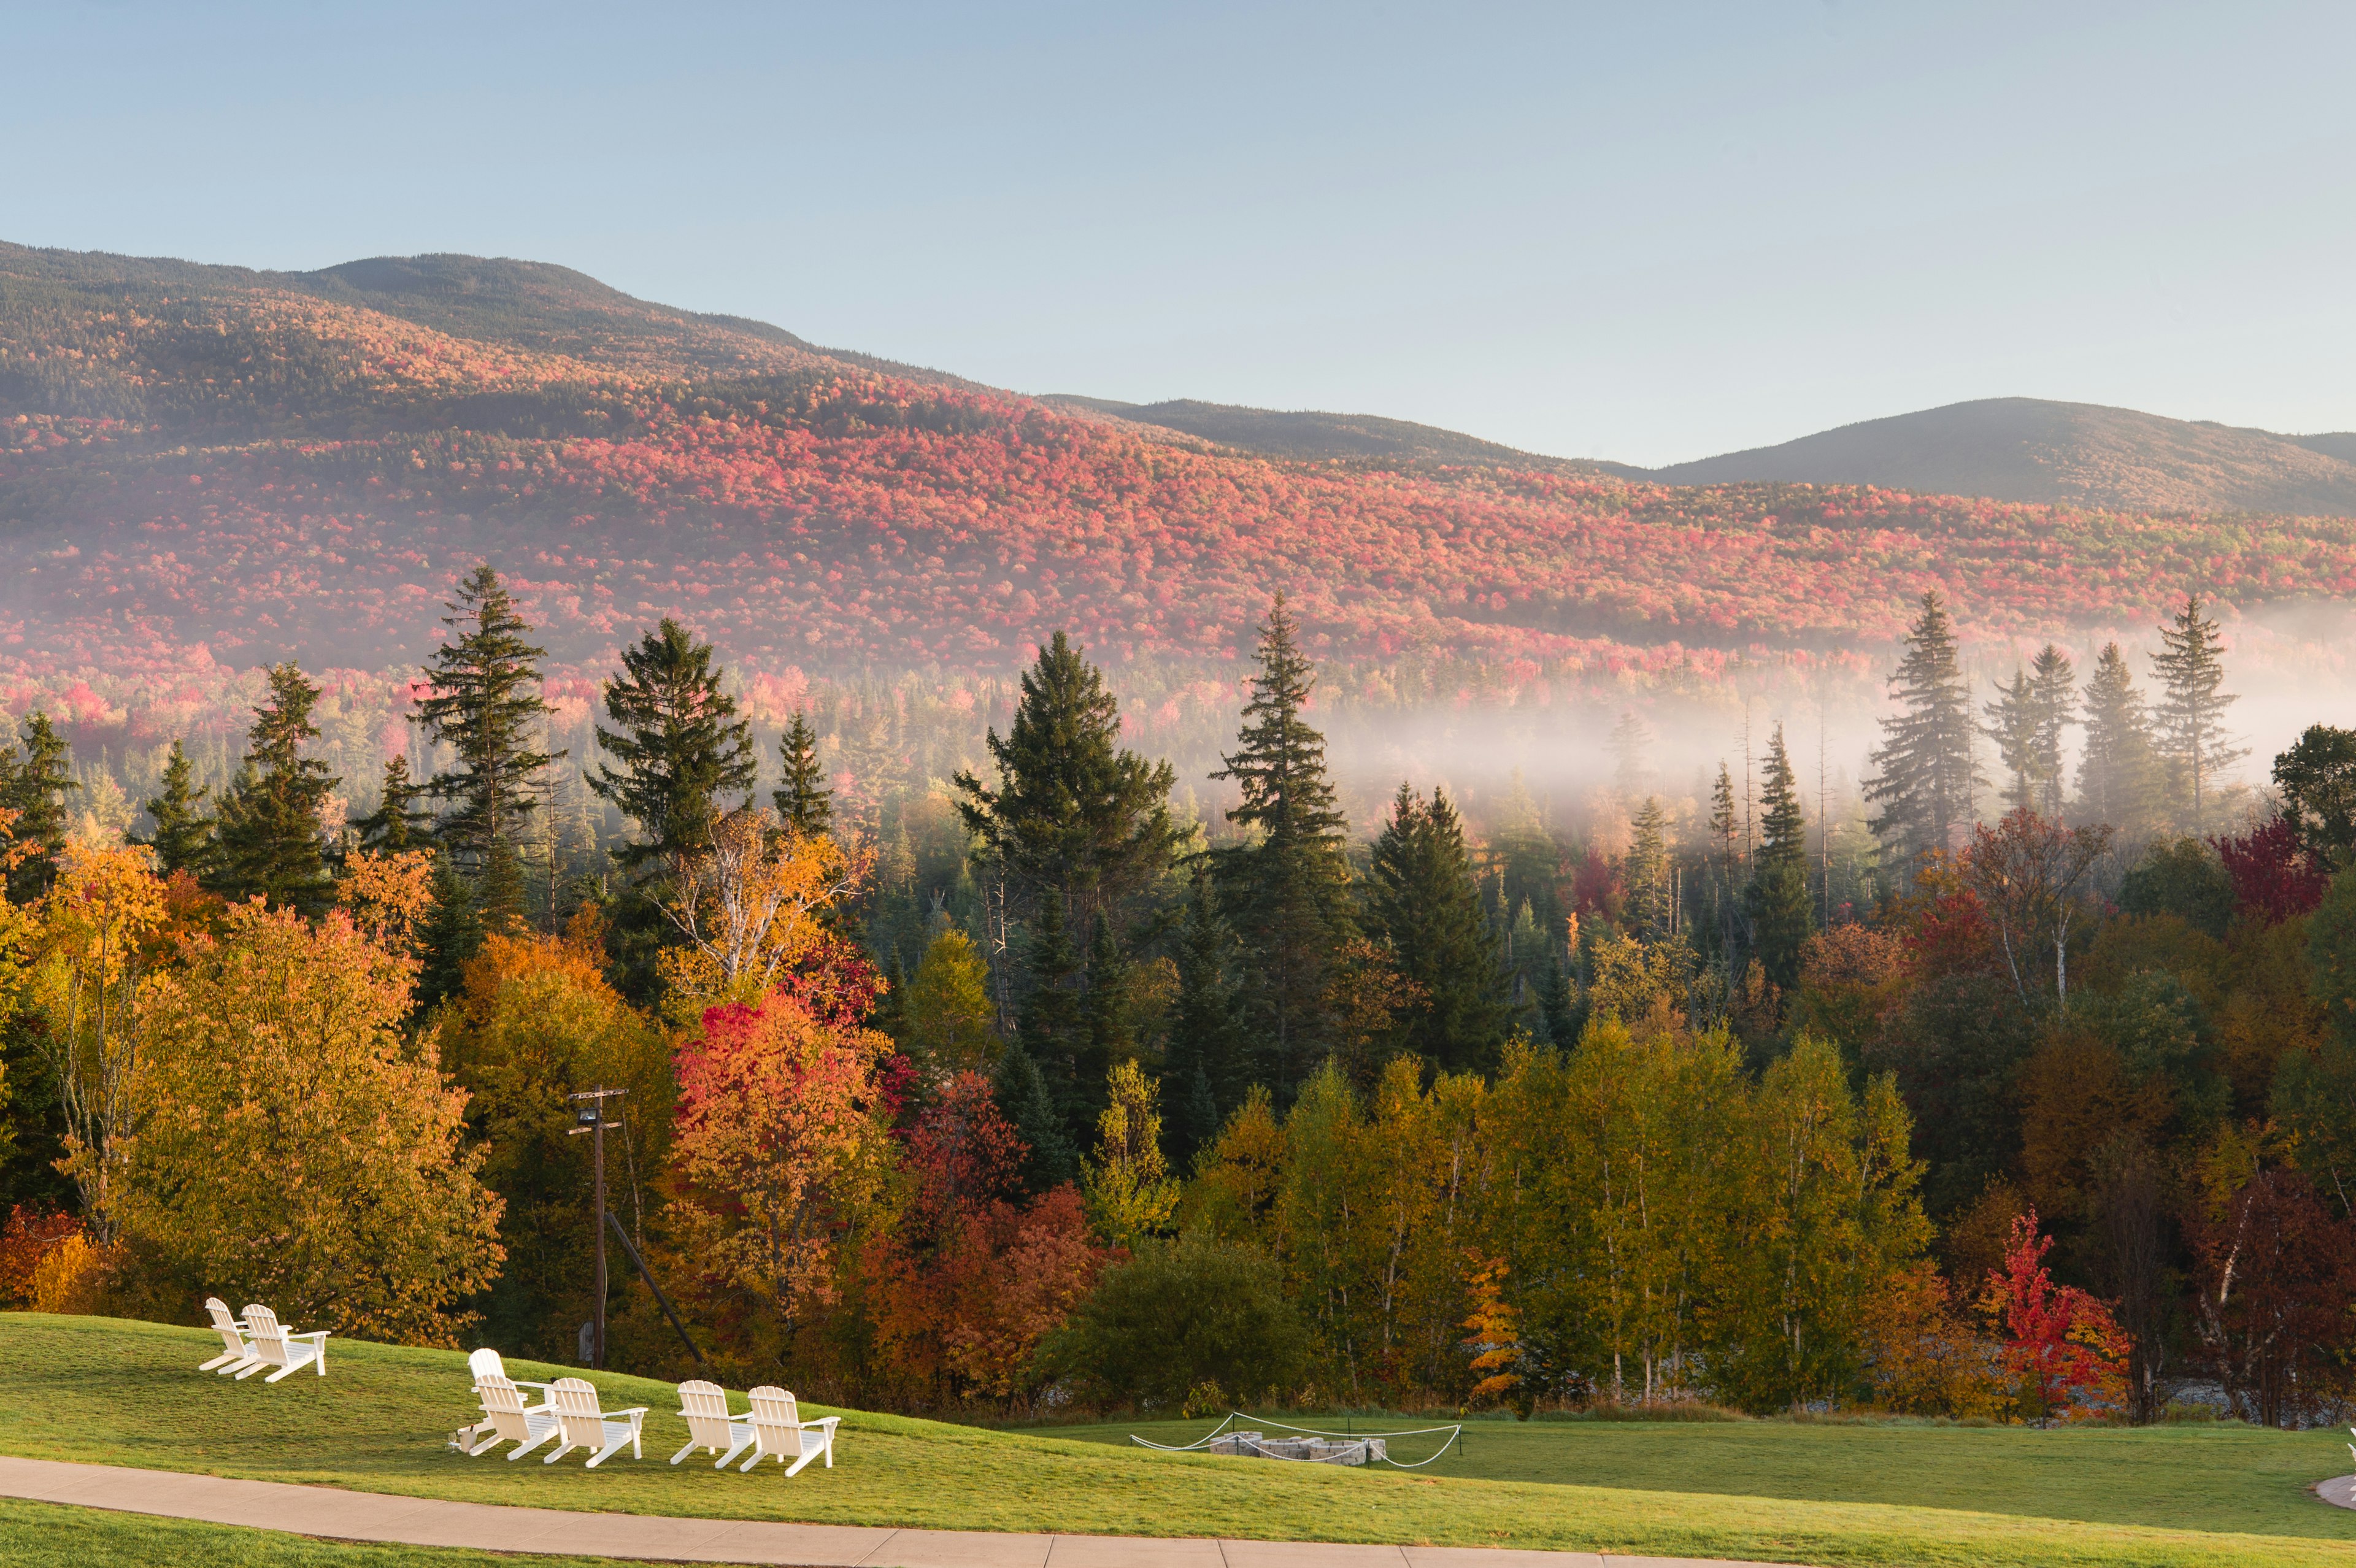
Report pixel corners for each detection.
[9,242,2356,721]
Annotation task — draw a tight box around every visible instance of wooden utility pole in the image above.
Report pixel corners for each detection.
[568,1087,626,1369]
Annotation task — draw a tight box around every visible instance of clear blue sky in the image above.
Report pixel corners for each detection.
[9,2,2352,466]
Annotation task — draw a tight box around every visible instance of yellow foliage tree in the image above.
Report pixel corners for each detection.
[122,901,505,1343]
[658,807,869,1018]
[1081,1059,1179,1248]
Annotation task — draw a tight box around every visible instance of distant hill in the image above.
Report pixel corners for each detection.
[1044,395,1595,469]
[1633,397,2356,516]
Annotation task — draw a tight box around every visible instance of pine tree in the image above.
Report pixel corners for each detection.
[351,753,428,853]
[1083,913,1133,1070]
[1985,666,2041,815]
[590,618,756,874]
[1708,760,1742,954]
[1366,784,1510,1075]
[990,1040,1077,1194]
[1166,864,1246,1142]
[211,664,340,917]
[1539,950,1579,1046]
[2028,645,2076,820]
[772,709,833,837]
[954,631,1177,939]
[415,566,561,931]
[1624,796,1671,940]
[1610,709,1656,795]
[134,739,215,881]
[416,853,485,1012]
[1210,595,1353,1088]
[1866,591,1982,874]
[0,712,78,903]
[2150,594,2247,834]
[1746,724,1813,990]
[2075,642,2162,833]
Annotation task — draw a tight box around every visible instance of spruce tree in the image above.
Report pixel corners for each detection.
[2150,593,2247,834]
[1866,591,1982,874]
[134,739,215,881]
[1366,784,1510,1075]
[954,631,1177,939]
[2075,642,2162,833]
[210,664,340,916]
[0,712,78,903]
[1015,891,1090,1136]
[1083,913,1134,1071]
[1708,760,1742,955]
[1210,595,1353,1088]
[772,709,834,837]
[1539,951,1579,1046]
[416,853,486,1012]
[2028,644,2076,819]
[415,566,560,929]
[991,1040,1078,1193]
[351,753,428,853]
[1745,724,1813,990]
[1624,796,1671,940]
[1985,666,2041,815]
[590,618,757,873]
[1166,864,1246,1139]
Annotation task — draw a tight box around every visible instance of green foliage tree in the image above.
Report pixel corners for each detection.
[772,709,834,837]
[1166,864,1246,1161]
[1986,666,2041,816]
[2150,593,2247,834]
[210,664,340,917]
[351,753,428,854]
[2028,645,2077,820]
[590,617,757,874]
[2273,725,2356,870]
[415,566,561,929]
[990,1039,1077,1193]
[1867,591,1981,875]
[1745,725,1813,991]
[953,631,1177,942]
[1211,595,1355,1089]
[0,712,77,903]
[133,739,214,880]
[2119,837,2235,940]
[1041,1230,1311,1410]
[1015,891,1091,1134]
[1625,796,1671,940]
[2075,642,2163,833]
[904,927,998,1072]
[1366,783,1509,1075]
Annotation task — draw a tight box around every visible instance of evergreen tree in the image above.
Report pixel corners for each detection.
[210,664,340,917]
[954,631,1178,939]
[590,618,756,873]
[1745,724,1813,991]
[2075,642,2162,833]
[1166,864,1246,1140]
[2028,644,2076,820]
[1210,595,1353,1086]
[416,853,485,1013]
[1609,709,1655,795]
[1539,950,1579,1046]
[1866,591,1982,875]
[990,1041,1077,1194]
[351,753,428,853]
[1015,891,1091,1137]
[2150,593,2247,834]
[1083,913,1134,1070]
[1708,760,1742,955]
[415,566,560,930]
[134,739,214,881]
[1624,796,1671,939]
[772,709,834,837]
[1366,784,1510,1075]
[0,712,78,903]
[1985,666,2041,815]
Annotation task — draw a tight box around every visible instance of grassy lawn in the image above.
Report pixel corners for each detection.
[1,1313,2354,1568]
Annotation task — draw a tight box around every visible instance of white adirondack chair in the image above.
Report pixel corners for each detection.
[464,1372,561,1459]
[199,1297,256,1375]
[672,1379,755,1468]
[235,1304,329,1382]
[740,1385,838,1475]
[543,1376,648,1468]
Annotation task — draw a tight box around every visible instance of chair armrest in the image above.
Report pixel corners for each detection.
[512,1379,556,1391]
[610,1405,651,1418]
[290,1331,332,1343]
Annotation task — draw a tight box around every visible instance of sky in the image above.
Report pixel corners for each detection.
[7,2,2353,467]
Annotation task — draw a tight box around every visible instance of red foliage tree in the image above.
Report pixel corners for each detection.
[1982,1209,2129,1423]
[2212,816,2330,925]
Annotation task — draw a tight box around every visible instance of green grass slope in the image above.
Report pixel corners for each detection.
[4,1315,2356,1568]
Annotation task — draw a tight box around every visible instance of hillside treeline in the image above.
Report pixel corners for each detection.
[0,572,2351,1426]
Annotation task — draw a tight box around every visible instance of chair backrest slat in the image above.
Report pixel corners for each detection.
[477,1372,538,1441]
[677,1378,736,1447]
[468,1347,506,1385]
[748,1385,806,1458]
[204,1297,245,1355]
[243,1305,288,1359]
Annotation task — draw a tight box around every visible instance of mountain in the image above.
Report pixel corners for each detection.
[1634,397,2356,517]
[1041,395,1594,470]
[6,242,2356,721]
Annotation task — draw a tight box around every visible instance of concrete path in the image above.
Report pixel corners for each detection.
[2320,1475,2356,1510]
[0,1456,1806,1568]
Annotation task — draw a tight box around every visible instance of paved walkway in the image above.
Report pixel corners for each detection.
[0,1456,1804,1568]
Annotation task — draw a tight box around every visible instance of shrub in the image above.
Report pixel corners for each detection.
[1041,1231,1310,1410]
